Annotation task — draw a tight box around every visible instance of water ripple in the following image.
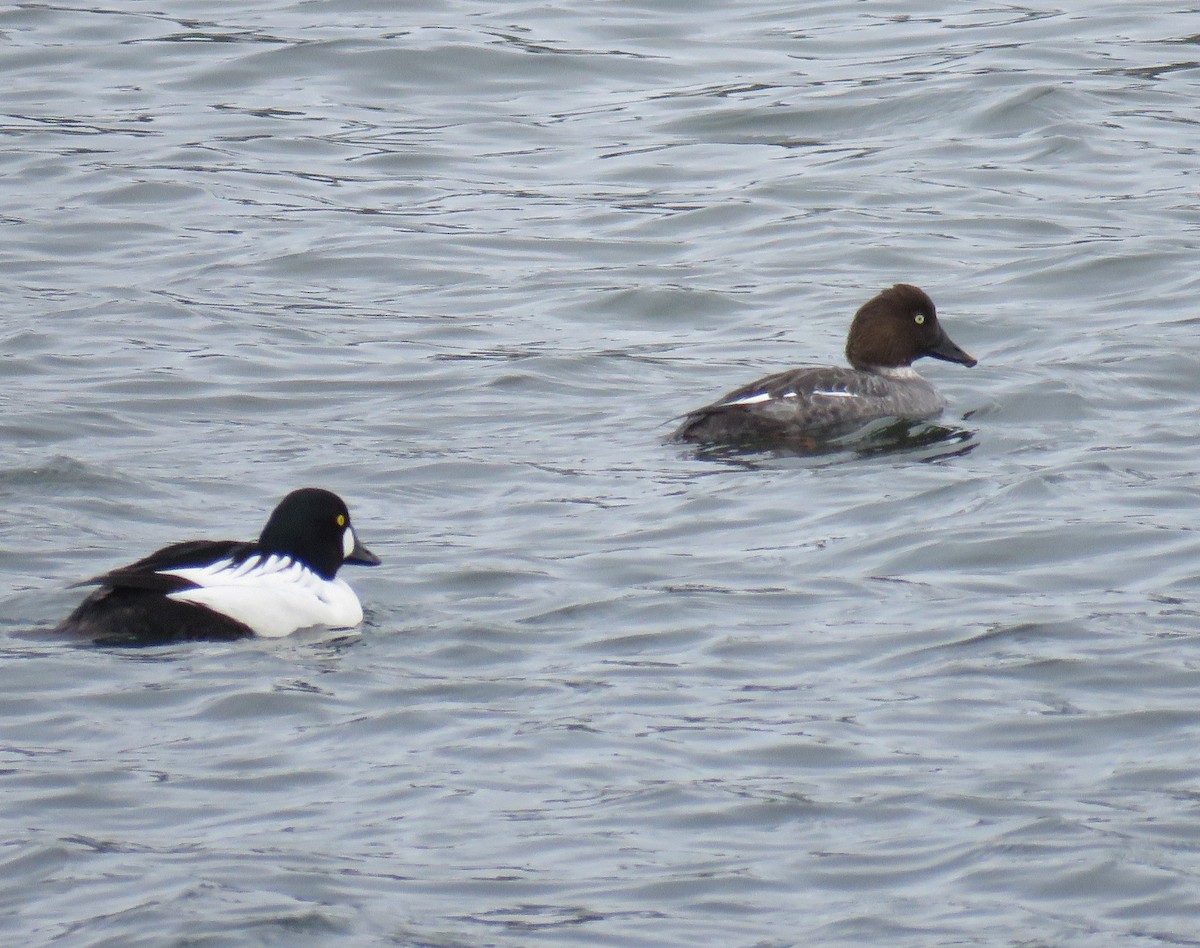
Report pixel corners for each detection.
[3,0,1200,945]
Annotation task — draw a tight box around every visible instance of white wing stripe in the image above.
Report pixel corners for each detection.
[722,389,860,405]
[721,391,772,406]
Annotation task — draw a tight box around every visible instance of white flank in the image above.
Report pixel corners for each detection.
[162,554,363,638]
[722,391,773,406]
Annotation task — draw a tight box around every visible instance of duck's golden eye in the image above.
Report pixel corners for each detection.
[337,514,346,527]
[914,314,926,325]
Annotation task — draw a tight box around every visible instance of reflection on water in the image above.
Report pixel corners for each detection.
[680,416,979,465]
[852,418,979,462]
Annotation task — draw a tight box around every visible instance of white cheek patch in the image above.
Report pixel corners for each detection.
[343,527,355,559]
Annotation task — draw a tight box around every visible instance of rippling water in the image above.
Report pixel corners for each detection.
[4,1,1200,944]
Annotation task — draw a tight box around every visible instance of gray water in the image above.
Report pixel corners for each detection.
[4,1,1200,944]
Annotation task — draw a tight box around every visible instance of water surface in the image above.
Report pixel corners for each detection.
[4,1,1200,944]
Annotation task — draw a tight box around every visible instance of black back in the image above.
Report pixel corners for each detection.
[80,539,253,594]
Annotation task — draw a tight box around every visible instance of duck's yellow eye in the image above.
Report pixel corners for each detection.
[915,314,926,325]
[337,514,346,527]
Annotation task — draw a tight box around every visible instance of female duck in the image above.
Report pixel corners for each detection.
[673,284,977,445]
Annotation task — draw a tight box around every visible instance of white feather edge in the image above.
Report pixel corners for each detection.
[720,389,860,406]
[721,391,773,406]
[162,554,363,639]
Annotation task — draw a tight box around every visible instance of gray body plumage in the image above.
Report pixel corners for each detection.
[672,365,946,444]
[672,284,975,447]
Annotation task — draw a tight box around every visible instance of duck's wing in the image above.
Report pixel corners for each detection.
[75,540,254,594]
[706,366,902,409]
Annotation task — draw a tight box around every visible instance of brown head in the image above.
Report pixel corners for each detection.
[844,284,977,371]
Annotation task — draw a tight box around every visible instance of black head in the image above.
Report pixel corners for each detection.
[258,488,380,580]
[844,284,977,371]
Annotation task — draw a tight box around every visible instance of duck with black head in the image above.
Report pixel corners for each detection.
[56,488,380,645]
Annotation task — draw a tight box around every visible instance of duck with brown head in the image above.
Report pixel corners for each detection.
[672,284,976,447]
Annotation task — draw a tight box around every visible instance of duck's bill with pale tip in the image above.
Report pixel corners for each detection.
[925,328,977,368]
